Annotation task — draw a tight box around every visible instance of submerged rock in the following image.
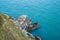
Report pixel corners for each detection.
[0,14,41,40]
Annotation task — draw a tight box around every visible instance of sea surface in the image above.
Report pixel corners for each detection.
[0,0,60,40]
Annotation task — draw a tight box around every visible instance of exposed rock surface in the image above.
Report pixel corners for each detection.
[0,14,41,40]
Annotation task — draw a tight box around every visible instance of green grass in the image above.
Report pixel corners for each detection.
[0,14,35,40]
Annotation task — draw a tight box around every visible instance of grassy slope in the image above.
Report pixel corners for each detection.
[0,14,33,40]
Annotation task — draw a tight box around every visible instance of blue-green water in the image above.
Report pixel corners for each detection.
[0,0,60,40]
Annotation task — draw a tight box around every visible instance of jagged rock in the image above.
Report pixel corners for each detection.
[0,14,41,40]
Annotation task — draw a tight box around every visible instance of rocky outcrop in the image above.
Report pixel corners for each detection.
[0,14,41,40]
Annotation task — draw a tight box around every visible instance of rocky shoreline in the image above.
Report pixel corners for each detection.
[0,14,41,40]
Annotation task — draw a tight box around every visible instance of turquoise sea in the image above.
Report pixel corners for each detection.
[0,0,60,40]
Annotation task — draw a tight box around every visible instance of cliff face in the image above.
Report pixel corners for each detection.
[0,14,35,40]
